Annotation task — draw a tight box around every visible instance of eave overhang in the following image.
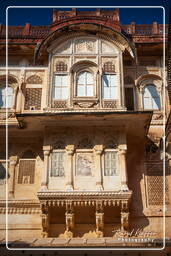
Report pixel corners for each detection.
[16,111,152,139]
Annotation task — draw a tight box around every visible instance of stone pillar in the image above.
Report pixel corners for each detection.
[139,86,144,110]
[64,202,74,238]
[95,201,104,237]
[94,145,103,190]
[119,149,129,191]
[41,203,49,238]
[16,86,23,113]
[41,146,51,190]
[121,201,129,231]
[8,156,17,198]
[65,145,74,190]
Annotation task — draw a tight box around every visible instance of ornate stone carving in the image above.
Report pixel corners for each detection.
[18,159,35,184]
[41,203,49,238]
[76,153,94,176]
[103,100,118,108]
[24,88,42,110]
[52,100,67,108]
[64,203,74,238]
[121,211,129,231]
[75,39,96,53]
[26,75,42,84]
[56,61,67,72]
[74,101,97,108]
[95,202,104,237]
[103,61,115,72]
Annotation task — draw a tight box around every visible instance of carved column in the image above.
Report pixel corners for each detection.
[139,86,144,110]
[119,149,129,191]
[41,202,49,238]
[65,145,74,190]
[41,146,51,190]
[95,201,104,237]
[8,156,17,198]
[121,200,129,231]
[16,70,25,113]
[94,145,103,190]
[64,202,74,238]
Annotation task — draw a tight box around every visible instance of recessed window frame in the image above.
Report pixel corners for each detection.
[102,72,118,100]
[0,85,14,109]
[103,149,118,177]
[76,69,95,98]
[143,84,161,110]
[50,149,65,178]
[52,73,69,100]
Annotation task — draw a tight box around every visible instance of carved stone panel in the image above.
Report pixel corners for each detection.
[75,39,96,53]
[24,88,42,110]
[18,160,35,184]
[76,153,94,176]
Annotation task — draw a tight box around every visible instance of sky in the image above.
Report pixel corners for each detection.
[0,0,170,26]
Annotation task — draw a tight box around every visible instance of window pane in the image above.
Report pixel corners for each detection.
[54,87,62,99]
[0,87,14,108]
[55,75,62,86]
[0,87,5,107]
[77,85,86,96]
[110,87,118,99]
[61,87,68,99]
[104,152,117,176]
[104,87,110,99]
[103,75,118,99]
[110,74,117,87]
[152,97,161,110]
[86,72,93,84]
[61,75,68,87]
[87,85,94,96]
[144,97,152,109]
[51,152,64,177]
[103,75,110,87]
[143,85,161,110]
[78,72,86,84]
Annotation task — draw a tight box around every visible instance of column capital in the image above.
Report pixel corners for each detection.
[65,145,74,155]
[43,146,51,156]
[118,148,127,155]
[94,145,103,155]
[9,156,18,166]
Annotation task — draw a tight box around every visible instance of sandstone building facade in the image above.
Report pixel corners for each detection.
[0,8,170,248]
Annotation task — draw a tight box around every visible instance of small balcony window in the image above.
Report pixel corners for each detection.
[77,71,94,97]
[102,74,118,99]
[53,74,69,100]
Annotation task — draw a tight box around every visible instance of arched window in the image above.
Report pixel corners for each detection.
[143,85,161,110]
[77,71,94,97]
[0,86,14,108]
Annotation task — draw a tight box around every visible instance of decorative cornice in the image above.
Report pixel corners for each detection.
[0,200,41,214]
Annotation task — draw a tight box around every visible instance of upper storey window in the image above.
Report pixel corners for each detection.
[77,71,94,97]
[53,74,69,100]
[0,86,14,108]
[143,85,161,110]
[102,74,118,99]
